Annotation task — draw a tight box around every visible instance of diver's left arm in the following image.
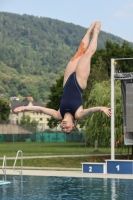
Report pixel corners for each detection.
[79,107,111,119]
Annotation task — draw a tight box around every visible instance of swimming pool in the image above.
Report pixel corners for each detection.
[0,175,133,200]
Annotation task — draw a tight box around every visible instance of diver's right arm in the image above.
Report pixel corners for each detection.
[14,106,61,120]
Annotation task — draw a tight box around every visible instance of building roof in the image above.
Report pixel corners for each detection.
[10,101,46,114]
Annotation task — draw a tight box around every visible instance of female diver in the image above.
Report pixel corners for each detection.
[14,21,111,133]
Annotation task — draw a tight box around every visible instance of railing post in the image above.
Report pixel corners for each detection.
[111,59,115,160]
[2,155,6,181]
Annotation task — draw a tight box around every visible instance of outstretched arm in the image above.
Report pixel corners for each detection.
[79,107,111,119]
[14,106,61,120]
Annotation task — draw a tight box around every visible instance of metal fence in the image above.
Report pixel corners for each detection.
[0,122,119,157]
[0,122,83,142]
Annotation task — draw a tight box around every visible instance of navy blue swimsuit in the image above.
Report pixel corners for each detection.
[59,72,83,118]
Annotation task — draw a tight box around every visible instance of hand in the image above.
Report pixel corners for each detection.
[100,107,111,117]
[14,106,24,112]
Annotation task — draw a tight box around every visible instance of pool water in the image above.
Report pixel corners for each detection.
[0,175,133,200]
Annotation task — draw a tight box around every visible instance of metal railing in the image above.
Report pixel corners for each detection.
[13,150,23,177]
[2,155,6,181]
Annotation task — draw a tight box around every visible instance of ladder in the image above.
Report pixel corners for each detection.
[13,150,23,178]
[0,155,11,185]
[2,155,6,181]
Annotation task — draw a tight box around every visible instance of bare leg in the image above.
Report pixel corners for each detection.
[63,22,96,86]
[76,21,101,89]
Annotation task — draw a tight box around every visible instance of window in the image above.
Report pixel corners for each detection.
[40,118,42,121]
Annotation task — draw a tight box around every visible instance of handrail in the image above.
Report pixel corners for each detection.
[2,155,6,181]
[13,150,23,177]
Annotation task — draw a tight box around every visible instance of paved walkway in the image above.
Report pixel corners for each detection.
[1,169,133,179]
[0,154,111,160]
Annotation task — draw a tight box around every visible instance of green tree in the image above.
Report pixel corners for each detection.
[102,40,133,75]
[0,97,10,121]
[84,80,122,147]
[20,115,38,129]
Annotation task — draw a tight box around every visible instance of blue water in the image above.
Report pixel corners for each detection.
[0,175,133,200]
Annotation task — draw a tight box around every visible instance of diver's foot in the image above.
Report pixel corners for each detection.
[93,21,101,34]
[88,22,96,35]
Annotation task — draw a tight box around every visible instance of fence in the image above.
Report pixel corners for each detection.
[0,132,83,143]
[0,122,122,157]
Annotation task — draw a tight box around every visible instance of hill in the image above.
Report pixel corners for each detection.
[0,12,133,101]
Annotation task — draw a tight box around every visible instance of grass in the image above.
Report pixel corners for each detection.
[0,142,113,157]
[0,142,129,157]
[0,142,130,168]
[1,155,130,169]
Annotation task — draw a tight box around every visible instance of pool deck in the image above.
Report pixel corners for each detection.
[1,155,133,179]
[1,168,133,179]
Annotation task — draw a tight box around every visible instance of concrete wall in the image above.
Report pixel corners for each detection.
[0,124,33,134]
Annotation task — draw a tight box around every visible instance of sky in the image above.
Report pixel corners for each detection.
[0,0,133,42]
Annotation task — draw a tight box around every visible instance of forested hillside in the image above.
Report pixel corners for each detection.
[0,12,133,101]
